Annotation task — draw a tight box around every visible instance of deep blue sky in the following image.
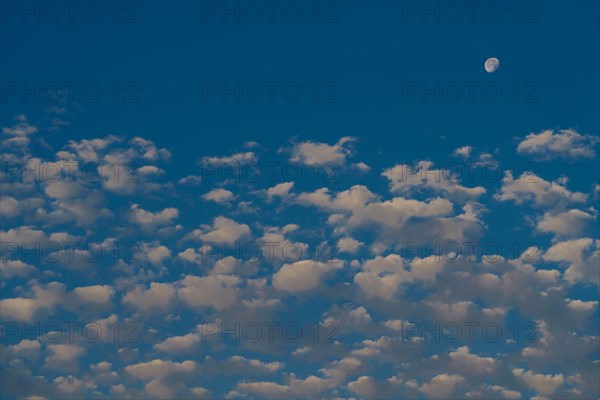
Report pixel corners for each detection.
[1,1,599,399]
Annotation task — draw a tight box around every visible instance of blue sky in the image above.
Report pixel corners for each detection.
[1,1,599,399]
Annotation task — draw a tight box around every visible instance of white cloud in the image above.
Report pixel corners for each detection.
[0,259,37,278]
[129,204,179,227]
[154,333,201,354]
[512,368,564,395]
[178,274,241,310]
[517,129,600,159]
[449,346,496,374]
[196,217,251,244]
[45,344,86,371]
[453,146,473,158]
[234,382,290,398]
[54,375,95,394]
[2,114,38,136]
[202,188,235,203]
[123,283,175,312]
[337,237,363,253]
[382,161,486,201]
[544,238,599,284]
[73,285,114,305]
[290,137,356,165]
[495,171,587,207]
[418,374,465,398]
[355,255,446,300]
[537,209,595,237]
[273,260,341,292]
[267,181,294,199]
[202,152,256,164]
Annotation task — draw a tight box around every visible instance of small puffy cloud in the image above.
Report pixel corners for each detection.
[125,359,197,398]
[355,254,445,300]
[453,146,473,158]
[353,162,371,172]
[137,165,164,176]
[347,375,403,398]
[495,171,587,207]
[202,152,256,164]
[2,114,38,136]
[178,274,241,310]
[178,175,202,185]
[129,204,179,227]
[517,129,600,159]
[197,217,251,244]
[512,368,564,395]
[234,382,291,398]
[267,181,294,199]
[290,137,356,165]
[123,283,175,313]
[54,375,95,394]
[209,356,285,374]
[418,374,465,398]
[337,237,363,253]
[45,344,86,372]
[537,209,595,237]
[0,282,65,321]
[154,333,200,354]
[0,259,37,279]
[0,196,20,217]
[273,260,341,292]
[565,299,598,312]
[73,285,114,305]
[126,359,196,380]
[382,161,486,201]
[544,238,599,285]
[449,346,496,374]
[202,188,235,203]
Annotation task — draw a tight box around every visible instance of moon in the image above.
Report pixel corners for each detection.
[485,57,500,73]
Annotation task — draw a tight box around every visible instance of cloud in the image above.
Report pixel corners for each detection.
[449,346,496,374]
[129,204,179,227]
[154,333,201,354]
[337,237,363,253]
[382,161,486,202]
[273,260,341,292]
[178,274,241,310]
[202,188,235,203]
[0,282,65,321]
[72,285,114,305]
[453,146,473,158]
[45,344,86,372]
[537,209,595,237]
[0,259,37,279]
[355,254,447,300]
[517,129,600,159]
[125,359,197,398]
[290,137,356,165]
[234,382,291,398]
[123,283,175,313]
[196,217,251,244]
[512,368,564,395]
[417,374,465,398]
[2,114,38,136]
[543,238,599,285]
[201,152,256,164]
[267,181,294,199]
[495,171,587,207]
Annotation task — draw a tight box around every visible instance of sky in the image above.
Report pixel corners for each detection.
[1,1,599,399]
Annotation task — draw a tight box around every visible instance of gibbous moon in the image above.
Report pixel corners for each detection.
[485,57,500,73]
